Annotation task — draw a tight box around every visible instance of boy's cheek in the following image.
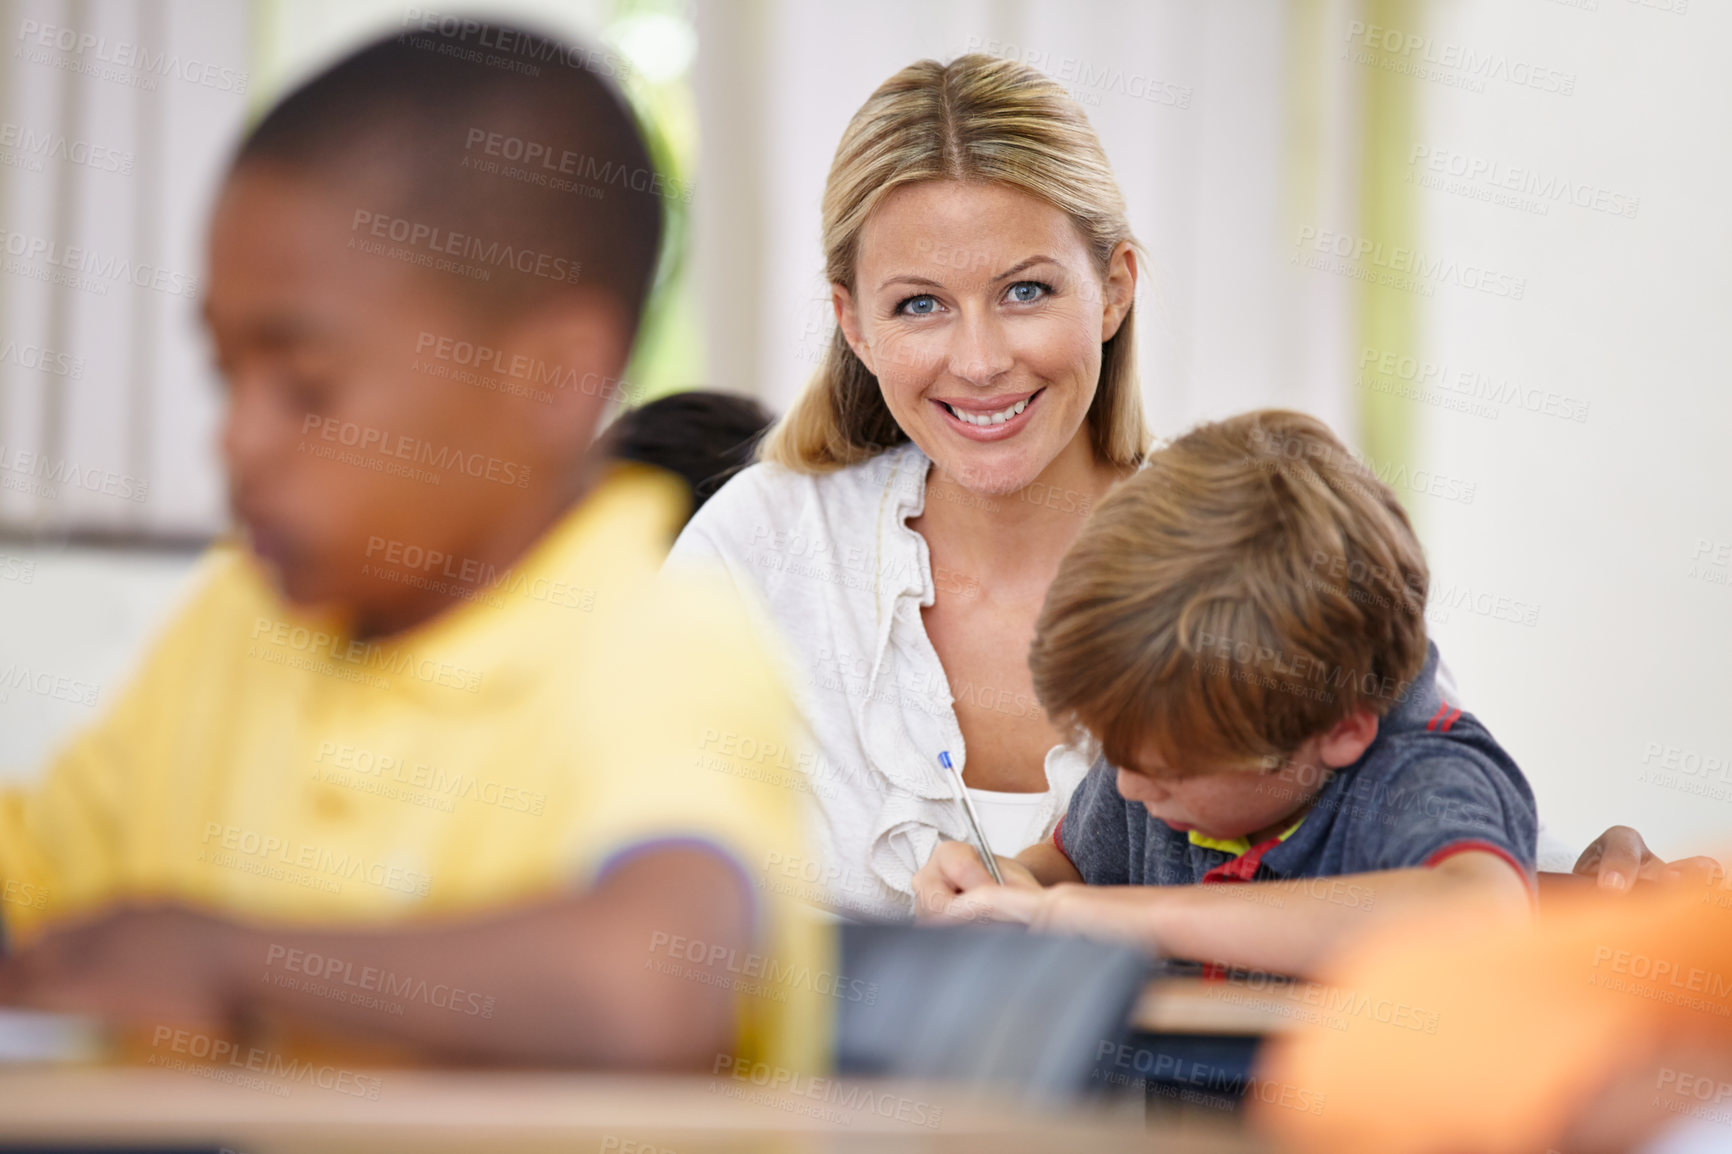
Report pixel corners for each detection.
[256,487,383,608]
[1178,781,1293,841]
[260,544,339,607]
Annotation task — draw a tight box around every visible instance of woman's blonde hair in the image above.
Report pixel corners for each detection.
[760,54,1150,473]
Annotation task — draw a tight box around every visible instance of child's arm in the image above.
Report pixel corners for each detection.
[936,850,1531,977]
[0,845,754,1068]
[1017,840,1086,886]
[231,845,753,1066]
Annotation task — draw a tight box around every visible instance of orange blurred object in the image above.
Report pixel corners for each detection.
[1255,875,1732,1154]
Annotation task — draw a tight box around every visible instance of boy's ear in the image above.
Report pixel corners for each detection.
[500,291,631,454]
[1317,710,1380,769]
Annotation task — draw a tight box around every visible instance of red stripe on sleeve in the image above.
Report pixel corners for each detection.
[1051,816,1076,868]
[1424,839,1532,890]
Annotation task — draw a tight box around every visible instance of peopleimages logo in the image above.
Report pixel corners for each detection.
[300,415,532,489]
[648,931,878,1005]
[264,944,496,1018]
[962,35,1193,109]
[414,332,637,400]
[1407,144,1639,220]
[711,1054,944,1129]
[199,822,433,897]
[350,210,581,285]
[462,128,693,204]
[0,121,133,174]
[248,615,484,695]
[15,19,248,93]
[0,226,198,298]
[1342,20,1576,96]
[1293,226,1525,300]
[0,664,98,708]
[399,9,637,83]
[147,1026,381,1098]
[1357,346,1590,424]
[0,337,83,378]
[0,443,149,502]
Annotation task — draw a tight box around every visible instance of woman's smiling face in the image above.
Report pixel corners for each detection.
[833,181,1135,496]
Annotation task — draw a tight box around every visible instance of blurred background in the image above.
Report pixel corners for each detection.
[0,0,1725,865]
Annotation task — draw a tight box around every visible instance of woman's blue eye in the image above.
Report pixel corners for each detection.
[1006,281,1050,304]
[896,294,939,316]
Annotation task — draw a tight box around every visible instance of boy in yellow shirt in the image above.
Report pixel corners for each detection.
[0,24,824,1072]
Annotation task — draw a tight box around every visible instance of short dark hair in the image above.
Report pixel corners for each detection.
[607,391,775,519]
[233,21,663,335]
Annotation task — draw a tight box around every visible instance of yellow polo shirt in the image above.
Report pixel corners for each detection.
[0,465,827,1071]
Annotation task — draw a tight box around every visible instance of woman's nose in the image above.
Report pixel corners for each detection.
[946,311,1013,387]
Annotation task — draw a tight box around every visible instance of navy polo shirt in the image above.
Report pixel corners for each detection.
[1055,643,1537,888]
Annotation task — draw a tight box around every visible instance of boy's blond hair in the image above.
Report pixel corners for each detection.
[1028,409,1430,775]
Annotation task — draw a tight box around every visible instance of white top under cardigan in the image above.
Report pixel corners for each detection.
[667,440,1575,919]
[666,442,1090,920]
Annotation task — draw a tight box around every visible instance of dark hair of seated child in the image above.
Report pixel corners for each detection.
[606,390,774,524]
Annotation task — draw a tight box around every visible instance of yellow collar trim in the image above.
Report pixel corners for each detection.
[1187,816,1307,858]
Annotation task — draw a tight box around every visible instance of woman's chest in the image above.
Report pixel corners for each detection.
[920,592,1061,791]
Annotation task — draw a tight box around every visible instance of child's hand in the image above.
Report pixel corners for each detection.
[0,902,246,1033]
[1572,824,1723,892]
[912,840,1041,923]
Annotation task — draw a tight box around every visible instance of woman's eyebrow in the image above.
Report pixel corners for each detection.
[875,254,1062,294]
[992,254,1060,282]
[877,273,944,292]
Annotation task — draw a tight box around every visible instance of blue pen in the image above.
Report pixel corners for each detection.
[939,751,1004,885]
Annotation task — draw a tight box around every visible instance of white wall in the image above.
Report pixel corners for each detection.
[1407,0,1730,860]
[0,544,202,777]
[0,0,251,537]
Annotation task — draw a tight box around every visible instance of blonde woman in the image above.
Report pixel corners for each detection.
[669,55,1709,920]
[669,55,1133,919]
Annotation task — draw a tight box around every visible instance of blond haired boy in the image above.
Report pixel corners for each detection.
[915,410,1535,975]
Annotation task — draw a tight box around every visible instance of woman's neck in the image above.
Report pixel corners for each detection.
[913,426,1129,599]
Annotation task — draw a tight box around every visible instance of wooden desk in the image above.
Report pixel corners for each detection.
[0,1067,1268,1154]
[1133,976,1321,1037]
[1123,977,1329,1129]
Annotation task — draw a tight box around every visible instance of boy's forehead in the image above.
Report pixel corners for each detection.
[1123,747,1190,780]
[1124,740,1258,781]
[213,166,356,257]
[205,168,431,338]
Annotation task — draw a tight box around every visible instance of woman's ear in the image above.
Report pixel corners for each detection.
[832,283,877,375]
[1099,241,1138,343]
[1318,709,1380,769]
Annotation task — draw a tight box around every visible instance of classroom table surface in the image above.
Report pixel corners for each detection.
[0,973,1304,1152]
[0,1066,1271,1154]
[1133,975,1322,1036]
